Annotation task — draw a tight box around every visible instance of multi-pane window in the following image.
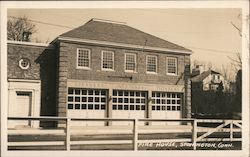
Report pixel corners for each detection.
[102,50,114,70]
[67,88,107,110]
[112,90,147,111]
[146,55,157,73]
[152,92,182,111]
[77,48,90,69]
[167,57,177,75]
[125,53,136,72]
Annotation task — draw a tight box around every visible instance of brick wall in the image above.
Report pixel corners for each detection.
[56,43,68,120]
[8,44,57,126]
[184,55,191,118]
[61,42,188,85]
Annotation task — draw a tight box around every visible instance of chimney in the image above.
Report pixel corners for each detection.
[191,64,205,76]
[22,31,32,42]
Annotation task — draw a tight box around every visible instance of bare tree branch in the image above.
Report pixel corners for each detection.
[8,16,37,41]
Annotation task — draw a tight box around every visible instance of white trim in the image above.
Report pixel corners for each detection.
[166,57,178,76]
[8,79,41,83]
[8,79,41,128]
[7,40,54,48]
[101,50,115,71]
[18,58,30,70]
[58,36,192,55]
[67,79,185,93]
[146,55,158,74]
[124,53,137,73]
[76,48,91,70]
[91,18,126,25]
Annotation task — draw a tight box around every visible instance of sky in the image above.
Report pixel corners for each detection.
[8,9,242,80]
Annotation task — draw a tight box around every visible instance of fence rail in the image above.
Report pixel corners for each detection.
[8,117,242,151]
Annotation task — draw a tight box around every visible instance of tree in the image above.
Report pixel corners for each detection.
[8,16,37,41]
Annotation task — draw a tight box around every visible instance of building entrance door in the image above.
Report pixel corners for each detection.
[13,92,32,127]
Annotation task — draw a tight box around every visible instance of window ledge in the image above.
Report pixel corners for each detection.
[102,68,115,72]
[125,70,137,73]
[76,67,91,70]
[167,73,178,76]
[146,71,158,75]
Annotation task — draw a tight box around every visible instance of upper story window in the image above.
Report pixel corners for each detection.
[167,57,177,75]
[213,74,220,80]
[77,48,90,69]
[102,50,114,71]
[146,55,157,73]
[125,53,136,72]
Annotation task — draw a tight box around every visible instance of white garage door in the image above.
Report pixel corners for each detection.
[14,92,31,127]
[67,88,107,126]
[112,90,147,126]
[151,92,182,125]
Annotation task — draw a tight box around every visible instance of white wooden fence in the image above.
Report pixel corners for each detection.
[8,117,242,150]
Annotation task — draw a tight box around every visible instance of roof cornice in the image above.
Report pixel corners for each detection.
[7,40,55,49]
[58,36,192,55]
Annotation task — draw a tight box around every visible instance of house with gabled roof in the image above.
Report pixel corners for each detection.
[7,18,192,128]
[191,66,229,91]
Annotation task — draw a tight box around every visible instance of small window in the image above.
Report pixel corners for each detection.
[118,105,123,110]
[102,50,114,70]
[95,104,100,110]
[167,57,177,75]
[125,53,136,72]
[88,104,93,110]
[77,48,90,69]
[101,105,106,110]
[75,104,80,109]
[177,106,181,111]
[152,106,155,110]
[141,105,145,110]
[81,104,87,109]
[136,105,140,110]
[68,104,73,109]
[130,105,135,110]
[68,89,74,94]
[68,97,73,102]
[124,105,129,110]
[146,55,157,73]
[19,58,30,70]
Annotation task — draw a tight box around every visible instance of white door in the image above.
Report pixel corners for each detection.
[112,90,146,126]
[151,92,182,125]
[13,92,32,127]
[67,89,107,126]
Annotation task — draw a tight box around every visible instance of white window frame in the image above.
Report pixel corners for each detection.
[67,88,107,111]
[146,55,158,74]
[124,53,137,73]
[102,50,114,71]
[151,92,182,111]
[166,57,178,75]
[76,48,91,69]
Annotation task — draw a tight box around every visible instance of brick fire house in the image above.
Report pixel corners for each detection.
[7,18,192,127]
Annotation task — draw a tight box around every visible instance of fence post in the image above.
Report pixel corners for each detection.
[230,121,233,141]
[133,119,138,151]
[66,118,71,151]
[192,119,197,150]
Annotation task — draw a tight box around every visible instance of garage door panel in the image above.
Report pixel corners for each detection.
[151,92,182,126]
[67,89,107,126]
[112,90,146,126]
